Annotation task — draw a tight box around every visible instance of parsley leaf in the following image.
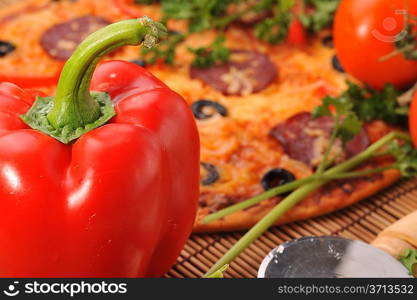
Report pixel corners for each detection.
[299,0,340,33]
[337,113,362,144]
[162,0,234,32]
[387,140,417,178]
[255,14,292,44]
[400,249,417,277]
[347,82,408,125]
[188,35,231,68]
[312,91,361,144]
[255,0,294,44]
[315,81,408,127]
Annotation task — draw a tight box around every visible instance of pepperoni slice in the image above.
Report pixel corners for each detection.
[270,112,370,168]
[190,50,277,96]
[40,15,110,61]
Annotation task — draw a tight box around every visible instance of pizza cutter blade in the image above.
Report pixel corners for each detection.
[257,236,411,278]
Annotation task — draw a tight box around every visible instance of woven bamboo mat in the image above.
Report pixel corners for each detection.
[1,0,417,279]
[168,179,417,278]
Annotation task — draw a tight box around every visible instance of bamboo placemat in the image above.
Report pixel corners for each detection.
[1,0,417,279]
[166,179,417,278]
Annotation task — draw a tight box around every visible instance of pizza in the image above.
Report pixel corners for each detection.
[0,0,403,232]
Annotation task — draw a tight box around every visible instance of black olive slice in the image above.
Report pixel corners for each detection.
[261,168,296,191]
[322,35,334,48]
[191,99,228,120]
[130,59,147,67]
[200,162,220,186]
[0,41,15,58]
[332,55,345,73]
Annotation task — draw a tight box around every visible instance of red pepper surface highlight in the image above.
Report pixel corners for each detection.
[0,18,200,277]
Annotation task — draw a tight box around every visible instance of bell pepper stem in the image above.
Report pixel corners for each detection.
[21,17,167,144]
[49,17,166,131]
[204,131,406,277]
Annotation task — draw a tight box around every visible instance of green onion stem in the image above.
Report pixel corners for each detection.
[316,114,340,174]
[203,164,396,225]
[314,166,396,180]
[202,176,315,224]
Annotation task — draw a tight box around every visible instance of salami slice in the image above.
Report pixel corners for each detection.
[40,15,110,61]
[190,50,277,96]
[270,112,370,167]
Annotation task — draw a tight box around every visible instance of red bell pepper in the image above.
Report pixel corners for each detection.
[0,18,199,277]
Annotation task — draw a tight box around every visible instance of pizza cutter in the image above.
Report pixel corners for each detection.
[258,210,417,277]
[257,236,411,278]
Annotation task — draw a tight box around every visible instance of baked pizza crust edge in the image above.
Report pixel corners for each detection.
[194,168,400,233]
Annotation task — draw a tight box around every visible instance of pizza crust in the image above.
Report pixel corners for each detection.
[194,169,400,232]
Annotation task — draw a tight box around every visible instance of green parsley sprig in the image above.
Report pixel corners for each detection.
[299,0,340,33]
[400,249,417,277]
[188,35,230,68]
[255,0,294,44]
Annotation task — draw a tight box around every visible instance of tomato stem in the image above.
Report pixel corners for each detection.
[379,44,415,62]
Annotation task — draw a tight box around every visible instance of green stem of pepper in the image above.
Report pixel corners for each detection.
[204,131,409,277]
[22,17,167,144]
[48,18,166,131]
[202,164,395,225]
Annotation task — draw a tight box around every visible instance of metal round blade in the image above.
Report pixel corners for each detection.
[258,236,411,278]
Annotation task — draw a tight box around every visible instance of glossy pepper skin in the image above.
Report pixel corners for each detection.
[0,18,199,277]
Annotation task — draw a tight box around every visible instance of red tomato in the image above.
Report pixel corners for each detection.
[409,91,417,147]
[334,0,417,90]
